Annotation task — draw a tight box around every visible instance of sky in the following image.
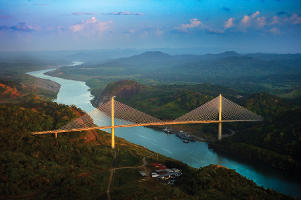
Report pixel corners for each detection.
[0,0,300,53]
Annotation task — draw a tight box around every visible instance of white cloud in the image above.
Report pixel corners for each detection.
[176,18,223,34]
[289,14,301,24]
[251,11,260,18]
[106,11,143,16]
[88,16,97,23]
[224,17,235,29]
[241,15,251,26]
[69,17,112,35]
[270,13,301,25]
[241,11,261,27]
[256,16,266,27]
[72,12,95,16]
[70,24,84,32]
[176,18,202,32]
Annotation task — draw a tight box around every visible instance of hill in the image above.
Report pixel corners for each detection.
[96,80,240,120]
[0,63,61,101]
[0,98,293,199]
[0,81,22,99]
[97,80,300,175]
[209,93,300,174]
[47,51,301,99]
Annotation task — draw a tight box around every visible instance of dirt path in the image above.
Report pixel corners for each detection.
[106,156,148,200]
[106,169,114,200]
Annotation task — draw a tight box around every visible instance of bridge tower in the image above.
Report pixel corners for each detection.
[111,96,115,149]
[218,94,222,140]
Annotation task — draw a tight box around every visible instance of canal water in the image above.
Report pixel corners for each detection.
[27,66,300,198]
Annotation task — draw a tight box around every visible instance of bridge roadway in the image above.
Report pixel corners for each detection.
[32,119,260,135]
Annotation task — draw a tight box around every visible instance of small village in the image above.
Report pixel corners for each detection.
[139,162,182,185]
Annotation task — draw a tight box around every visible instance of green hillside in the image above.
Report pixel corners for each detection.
[97,80,300,174]
[0,99,292,199]
[97,80,240,120]
[0,63,60,102]
[210,94,300,174]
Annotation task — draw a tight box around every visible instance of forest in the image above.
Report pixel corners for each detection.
[0,97,293,199]
[97,80,300,175]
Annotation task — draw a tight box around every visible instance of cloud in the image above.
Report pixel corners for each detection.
[0,22,36,32]
[224,18,235,29]
[271,16,280,24]
[269,27,280,34]
[256,16,266,27]
[205,27,224,34]
[241,15,251,26]
[105,11,143,16]
[176,18,202,32]
[222,7,231,12]
[69,16,112,35]
[175,18,224,34]
[72,11,143,16]
[270,13,301,25]
[70,24,84,32]
[289,14,301,24]
[251,11,260,18]
[240,11,261,27]
[174,11,299,36]
[72,12,95,16]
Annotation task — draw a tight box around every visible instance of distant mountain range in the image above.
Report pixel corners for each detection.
[44,50,300,98]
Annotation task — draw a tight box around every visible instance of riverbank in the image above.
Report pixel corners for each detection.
[208,139,300,176]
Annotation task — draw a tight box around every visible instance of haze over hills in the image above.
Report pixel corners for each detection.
[46,50,301,100]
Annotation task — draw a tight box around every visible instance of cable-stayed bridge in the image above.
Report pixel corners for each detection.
[32,94,263,148]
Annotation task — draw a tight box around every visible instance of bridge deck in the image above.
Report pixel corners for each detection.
[32,120,260,135]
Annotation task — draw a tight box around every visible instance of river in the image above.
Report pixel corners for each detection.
[27,66,300,198]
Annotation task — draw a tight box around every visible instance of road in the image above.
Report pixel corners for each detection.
[106,156,148,200]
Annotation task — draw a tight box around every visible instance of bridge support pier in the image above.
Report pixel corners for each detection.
[54,132,58,139]
[111,96,115,149]
[218,94,222,141]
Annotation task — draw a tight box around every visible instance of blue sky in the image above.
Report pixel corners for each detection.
[0,0,300,53]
